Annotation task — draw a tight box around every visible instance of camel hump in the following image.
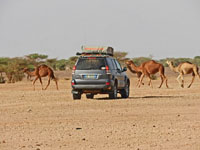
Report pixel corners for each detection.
[185,61,192,64]
[150,60,157,63]
[37,64,55,71]
[38,64,49,68]
[144,60,158,65]
[144,60,157,63]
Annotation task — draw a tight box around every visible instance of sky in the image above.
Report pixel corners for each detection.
[0,0,200,59]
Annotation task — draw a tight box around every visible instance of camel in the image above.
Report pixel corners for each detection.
[166,61,200,88]
[23,65,58,90]
[126,60,168,88]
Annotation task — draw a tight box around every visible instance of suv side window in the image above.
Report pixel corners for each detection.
[114,59,122,71]
[106,58,114,70]
[111,59,117,70]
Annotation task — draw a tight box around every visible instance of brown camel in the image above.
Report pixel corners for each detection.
[166,61,200,88]
[126,60,168,88]
[24,65,58,90]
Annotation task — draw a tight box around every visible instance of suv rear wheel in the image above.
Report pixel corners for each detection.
[120,81,130,98]
[73,93,81,100]
[86,93,94,99]
[109,83,118,99]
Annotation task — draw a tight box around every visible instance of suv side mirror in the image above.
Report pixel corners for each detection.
[122,67,127,72]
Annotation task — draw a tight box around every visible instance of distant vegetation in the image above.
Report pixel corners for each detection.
[1,52,200,83]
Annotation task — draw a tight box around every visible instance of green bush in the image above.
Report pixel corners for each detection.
[132,57,152,66]
[0,76,5,84]
[55,59,68,70]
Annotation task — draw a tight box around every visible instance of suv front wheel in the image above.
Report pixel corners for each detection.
[109,83,118,99]
[73,93,81,100]
[120,82,130,98]
[86,93,94,99]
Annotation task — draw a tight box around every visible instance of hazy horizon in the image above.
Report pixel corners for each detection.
[0,0,200,59]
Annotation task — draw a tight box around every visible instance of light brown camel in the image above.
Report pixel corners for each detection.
[126,60,168,88]
[166,61,200,88]
[24,65,58,90]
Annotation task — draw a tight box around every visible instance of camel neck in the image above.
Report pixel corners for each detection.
[127,65,136,73]
[130,63,142,72]
[169,63,178,72]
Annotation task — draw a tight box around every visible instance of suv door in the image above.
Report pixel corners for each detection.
[112,59,125,88]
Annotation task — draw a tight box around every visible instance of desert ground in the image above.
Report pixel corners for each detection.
[0,69,200,150]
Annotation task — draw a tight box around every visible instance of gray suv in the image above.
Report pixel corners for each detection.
[71,53,130,100]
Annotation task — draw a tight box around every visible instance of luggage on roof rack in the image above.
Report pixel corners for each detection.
[76,46,114,56]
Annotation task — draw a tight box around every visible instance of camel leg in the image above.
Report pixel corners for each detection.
[159,74,168,88]
[147,74,153,88]
[138,74,145,88]
[54,79,58,90]
[44,77,51,90]
[148,78,153,88]
[198,74,200,80]
[138,80,144,86]
[164,76,169,88]
[176,74,183,88]
[32,76,39,90]
[136,79,143,87]
[136,72,144,86]
[180,74,184,88]
[158,75,164,88]
[136,79,139,87]
[188,74,195,88]
[196,68,200,79]
[193,67,200,79]
[198,74,200,79]
[38,77,44,90]
[148,78,151,86]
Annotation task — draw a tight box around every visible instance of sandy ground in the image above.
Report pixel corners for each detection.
[0,70,200,150]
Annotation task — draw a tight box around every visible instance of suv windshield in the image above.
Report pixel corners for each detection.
[76,57,106,70]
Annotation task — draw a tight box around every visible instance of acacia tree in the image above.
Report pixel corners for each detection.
[25,53,48,66]
[0,57,28,83]
[46,58,57,70]
[55,59,68,70]
[7,58,28,82]
[194,56,200,66]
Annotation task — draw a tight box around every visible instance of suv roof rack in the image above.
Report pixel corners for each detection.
[76,46,114,57]
[76,52,113,56]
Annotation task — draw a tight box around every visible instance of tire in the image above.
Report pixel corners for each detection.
[73,93,81,100]
[120,82,130,98]
[86,94,94,99]
[109,83,118,99]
